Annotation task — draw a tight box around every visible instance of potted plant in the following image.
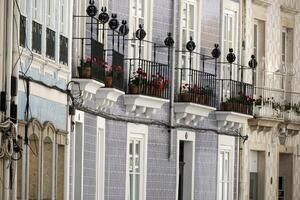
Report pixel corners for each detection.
[222,92,254,114]
[103,62,113,87]
[198,85,213,105]
[128,68,147,94]
[78,57,96,78]
[149,73,170,97]
[179,83,191,102]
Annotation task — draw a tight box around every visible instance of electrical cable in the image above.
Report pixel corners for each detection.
[14,0,33,76]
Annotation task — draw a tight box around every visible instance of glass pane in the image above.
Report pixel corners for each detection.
[135,174,140,200]
[219,152,224,181]
[130,174,134,200]
[254,24,258,57]
[229,17,233,41]
[182,3,187,28]
[138,0,144,17]
[182,29,186,50]
[224,183,228,200]
[189,4,194,30]
[223,15,228,40]
[135,141,140,172]
[132,0,137,14]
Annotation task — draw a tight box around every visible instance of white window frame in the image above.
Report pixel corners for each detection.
[126,123,148,200]
[32,0,42,23]
[71,110,85,200]
[175,130,195,200]
[96,117,105,200]
[178,0,202,82]
[217,135,235,200]
[46,0,56,29]
[128,0,153,60]
[221,0,239,80]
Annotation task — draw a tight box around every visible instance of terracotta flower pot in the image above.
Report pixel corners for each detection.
[81,67,91,78]
[198,95,209,105]
[179,93,191,102]
[129,84,140,94]
[105,76,113,87]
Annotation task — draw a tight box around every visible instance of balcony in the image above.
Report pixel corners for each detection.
[219,79,254,115]
[253,86,300,122]
[127,58,170,99]
[173,42,220,125]
[32,21,42,54]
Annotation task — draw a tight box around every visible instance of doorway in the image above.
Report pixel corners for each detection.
[177,140,194,200]
[278,153,293,200]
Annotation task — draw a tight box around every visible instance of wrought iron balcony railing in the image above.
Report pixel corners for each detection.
[127,58,170,99]
[176,68,217,107]
[253,86,300,121]
[32,21,42,54]
[59,35,68,65]
[75,38,105,83]
[46,28,55,60]
[219,79,254,115]
[20,15,26,47]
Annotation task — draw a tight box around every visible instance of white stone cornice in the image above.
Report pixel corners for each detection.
[72,78,104,108]
[252,0,271,7]
[215,111,253,130]
[123,95,169,118]
[281,5,300,15]
[95,88,124,111]
[174,103,216,126]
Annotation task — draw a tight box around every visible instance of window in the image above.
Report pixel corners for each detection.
[129,138,142,200]
[127,124,148,200]
[253,19,265,87]
[280,27,293,89]
[249,151,265,200]
[47,0,55,28]
[129,0,152,60]
[222,9,238,80]
[16,120,67,200]
[179,0,199,81]
[32,0,41,22]
[218,150,230,200]
[218,135,234,200]
[60,0,68,35]
[96,117,105,200]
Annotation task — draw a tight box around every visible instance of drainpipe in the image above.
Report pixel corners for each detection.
[169,0,177,160]
[3,0,14,199]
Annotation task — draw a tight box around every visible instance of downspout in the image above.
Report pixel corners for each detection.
[169,0,177,160]
[3,0,14,199]
[11,0,20,199]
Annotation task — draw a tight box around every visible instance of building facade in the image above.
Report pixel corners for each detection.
[240,0,300,200]
[69,0,249,200]
[0,0,299,200]
[0,0,73,199]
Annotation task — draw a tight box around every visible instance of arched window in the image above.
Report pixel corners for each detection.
[29,133,40,199]
[42,123,56,199]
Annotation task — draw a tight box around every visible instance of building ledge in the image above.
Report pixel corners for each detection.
[253,0,271,7]
[281,5,300,15]
[215,111,253,130]
[95,88,124,110]
[72,78,104,107]
[124,94,169,118]
[174,103,216,125]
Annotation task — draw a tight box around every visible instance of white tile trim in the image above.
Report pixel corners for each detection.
[96,117,105,200]
[125,123,148,200]
[175,130,195,200]
[217,135,235,200]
